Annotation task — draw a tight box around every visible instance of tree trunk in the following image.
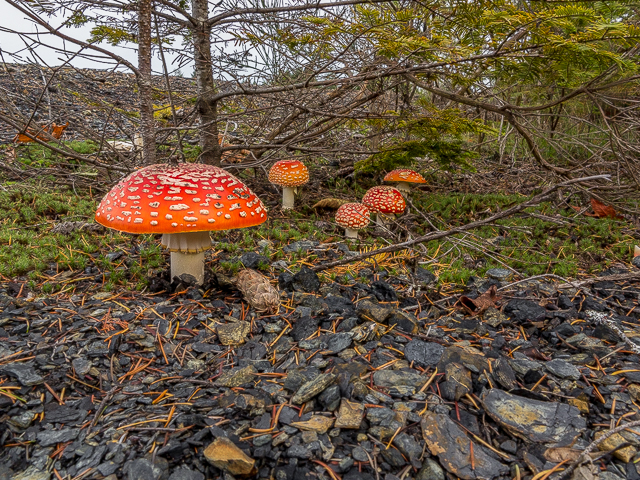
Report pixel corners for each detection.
[138,0,156,165]
[191,0,221,166]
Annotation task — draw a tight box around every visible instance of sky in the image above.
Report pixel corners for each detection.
[0,3,191,76]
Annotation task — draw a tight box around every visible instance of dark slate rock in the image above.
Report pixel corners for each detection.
[241,252,269,269]
[283,240,319,253]
[278,272,294,291]
[324,333,352,353]
[318,385,341,411]
[633,256,640,268]
[422,412,508,479]
[415,267,437,285]
[36,428,80,447]
[1,363,44,386]
[545,359,581,380]
[292,316,319,342]
[504,299,546,323]
[125,457,169,480]
[292,267,321,293]
[404,340,444,367]
[416,458,445,480]
[168,466,205,480]
[371,281,397,302]
[482,389,586,444]
[42,404,88,425]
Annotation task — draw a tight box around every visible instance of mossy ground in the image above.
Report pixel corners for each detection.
[0,173,635,295]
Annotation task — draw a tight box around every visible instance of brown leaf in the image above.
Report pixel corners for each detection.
[312,198,350,209]
[590,198,623,219]
[459,285,499,315]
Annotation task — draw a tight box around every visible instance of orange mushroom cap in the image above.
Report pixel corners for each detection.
[95,163,267,234]
[383,169,426,184]
[362,186,406,214]
[268,160,309,187]
[335,203,371,229]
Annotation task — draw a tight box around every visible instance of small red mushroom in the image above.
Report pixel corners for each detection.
[95,163,267,284]
[335,203,370,240]
[383,169,426,194]
[268,160,310,210]
[362,186,406,226]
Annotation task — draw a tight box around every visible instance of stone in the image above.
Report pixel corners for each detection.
[324,332,352,353]
[567,397,589,414]
[217,321,250,346]
[387,310,418,333]
[416,458,445,480]
[36,428,80,447]
[291,315,319,342]
[291,415,334,434]
[441,363,472,401]
[1,363,44,386]
[421,412,508,480]
[334,399,365,429]
[486,268,513,281]
[483,307,507,328]
[595,431,637,463]
[124,457,168,480]
[373,370,423,389]
[318,384,341,411]
[356,300,393,323]
[545,359,581,381]
[11,467,50,480]
[292,266,321,293]
[393,432,422,459]
[438,346,489,374]
[72,357,92,376]
[168,466,205,480]
[482,389,586,444]
[204,437,256,476]
[371,281,397,302]
[215,365,257,387]
[240,252,269,269]
[283,240,318,253]
[292,373,336,404]
[503,299,546,323]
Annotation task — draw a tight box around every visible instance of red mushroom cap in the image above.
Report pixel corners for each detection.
[335,203,371,229]
[383,169,426,184]
[362,186,406,214]
[268,160,309,187]
[95,164,267,234]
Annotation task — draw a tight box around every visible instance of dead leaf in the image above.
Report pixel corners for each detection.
[459,285,499,315]
[312,198,350,209]
[589,198,623,219]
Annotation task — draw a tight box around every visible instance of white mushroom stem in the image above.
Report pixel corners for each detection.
[282,186,296,210]
[345,228,359,240]
[161,231,211,285]
[395,182,411,194]
[375,212,392,227]
[170,251,206,285]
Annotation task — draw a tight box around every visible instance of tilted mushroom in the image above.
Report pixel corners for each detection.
[268,160,309,210]
[362,186,405,226]
[335,202,370,240]
[383,169,427,194]
[95,163,267,284]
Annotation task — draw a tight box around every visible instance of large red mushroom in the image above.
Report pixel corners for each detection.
[362,186,406,226]
[95,163,267,284]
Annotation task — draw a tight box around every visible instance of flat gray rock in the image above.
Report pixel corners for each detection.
[482,389,586,444]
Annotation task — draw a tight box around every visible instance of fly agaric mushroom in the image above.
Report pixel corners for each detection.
[268,160,309,210]
[335,203,370,240]
[362,186,406,226]
[95,163,267,285]
[383,169,426,194]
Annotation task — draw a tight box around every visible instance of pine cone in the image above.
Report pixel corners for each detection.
[236,269,280,314]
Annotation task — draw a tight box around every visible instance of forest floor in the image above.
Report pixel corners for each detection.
[3,63,640,480]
